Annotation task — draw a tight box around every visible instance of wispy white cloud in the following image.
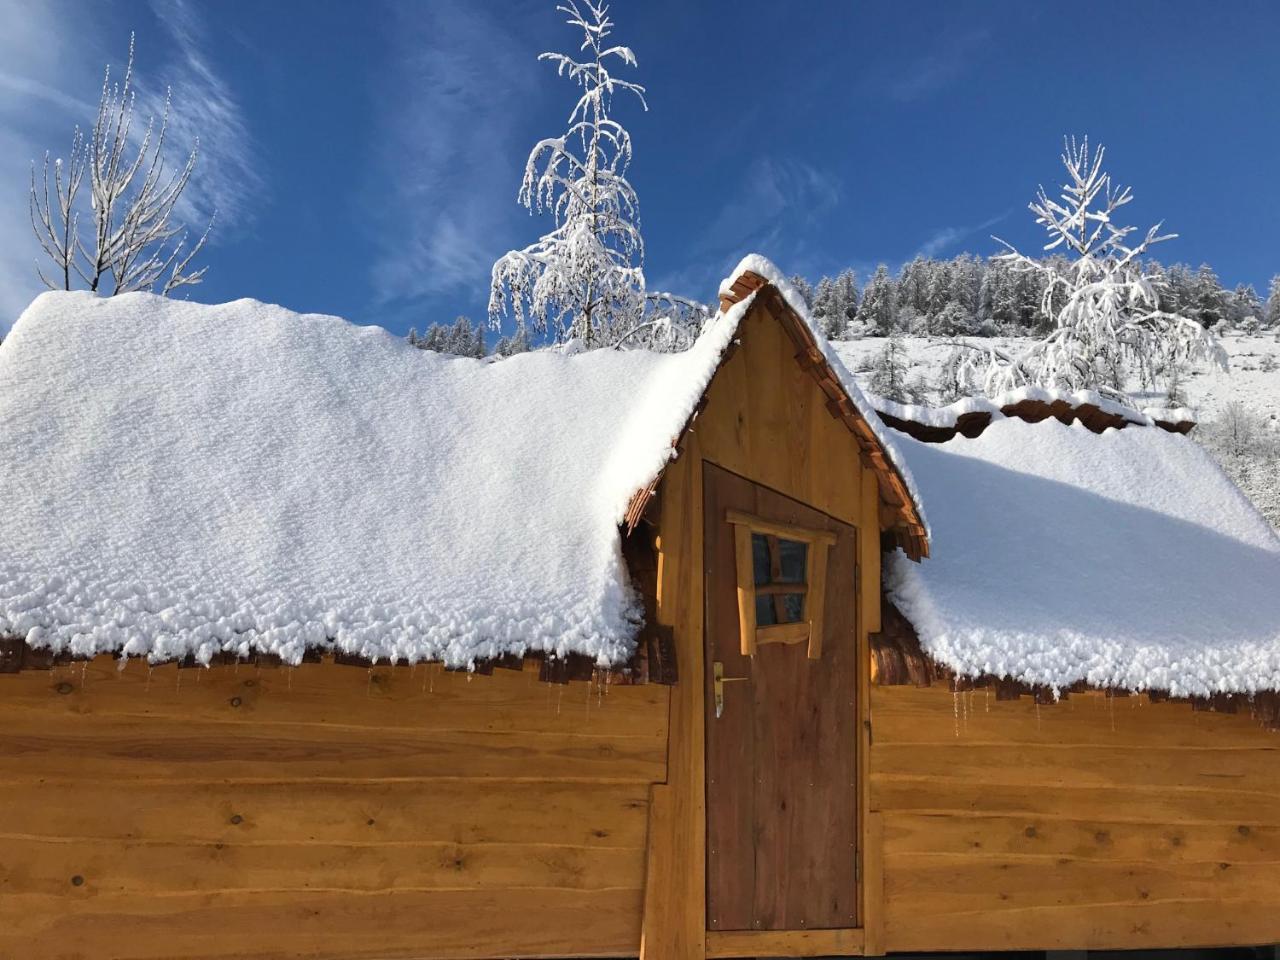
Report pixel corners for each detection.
[886,30,989,102]
[145,0,262,230]
[367,0,541,308]
[0,0,90,325]
[914,209,1011,260]
[0,0,256,329]
[652,157,845,299]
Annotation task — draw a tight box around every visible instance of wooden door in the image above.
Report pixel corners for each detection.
[703,461,861,933]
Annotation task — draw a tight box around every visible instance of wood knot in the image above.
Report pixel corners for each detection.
[70,875,84,887]
[55,681,74,695]
[1238,825,1252,837]
[366,818,376,826]
[1023,826,1037,838]
[230,814,243,825]
[228,696,242,708]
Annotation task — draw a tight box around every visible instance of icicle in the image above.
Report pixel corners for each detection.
[952,689,960,738]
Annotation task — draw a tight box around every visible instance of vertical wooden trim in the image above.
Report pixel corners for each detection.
[732,524,757,658]
[640,442,707,960]
[804,542,829,660]
[862,811,885,957]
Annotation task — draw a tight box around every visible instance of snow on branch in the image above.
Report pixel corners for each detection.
[962,136,1226,405]
[489,1,707,348]
[29,35,213,297]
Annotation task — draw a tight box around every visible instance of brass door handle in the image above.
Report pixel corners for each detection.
[713,660,749,719]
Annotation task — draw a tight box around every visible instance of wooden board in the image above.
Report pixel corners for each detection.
[0,658,669,959]
[640,441,708,960]
[704,463,860,932]
[870,684,1280,952]
[705,927,864,958]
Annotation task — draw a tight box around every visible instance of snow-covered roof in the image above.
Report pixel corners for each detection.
[885,417,1280,697]
[0,255,919,669]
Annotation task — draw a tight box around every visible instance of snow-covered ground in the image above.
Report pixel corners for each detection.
[834,332,1280,422]
[834,332,1280,527]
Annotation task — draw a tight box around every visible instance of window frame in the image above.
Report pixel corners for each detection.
[725,508,837,660]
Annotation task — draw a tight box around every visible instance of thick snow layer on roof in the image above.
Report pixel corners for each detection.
[720,254,927,536]
[0,289,755,667]
[886,418,1280,697]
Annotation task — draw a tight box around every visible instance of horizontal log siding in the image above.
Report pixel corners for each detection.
[0,655,670,959]
[871,684,1280,952]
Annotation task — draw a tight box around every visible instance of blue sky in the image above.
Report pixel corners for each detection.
[1,0,1277,336]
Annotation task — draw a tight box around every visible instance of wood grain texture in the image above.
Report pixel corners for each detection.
[0,656,667,959]
[642,299,883,956]
[871,684,1280,952]
[3,888,642,960]
[640,440,708,960]
[705,926,864,958]
[704,464,860,932]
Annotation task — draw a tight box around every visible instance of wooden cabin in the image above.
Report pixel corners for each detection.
[0,257,1278,960]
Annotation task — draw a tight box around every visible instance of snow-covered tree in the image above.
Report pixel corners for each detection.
[489,0,662,346]
[1191,263,1229,329]
[858,264,897,335]
[829,268,859,338]
[30,36,210,296]
[868,332,913,402]
[409,316,486,357]
[494,328,533,358]
[1228,283,1262,329]
[788,274,814,309]
[968,137,1226,403]
[934,300,978,337]
[812,269,858,339]
[1265,275,1280,328]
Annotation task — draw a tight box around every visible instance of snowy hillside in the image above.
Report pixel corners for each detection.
[835,332,1280,527]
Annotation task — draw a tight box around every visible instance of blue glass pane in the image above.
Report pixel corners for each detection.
[781,592,805,622]
[751,533,771,586]
[777,539,807,583]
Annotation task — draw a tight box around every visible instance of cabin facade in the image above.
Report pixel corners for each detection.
[1,258,1279,960]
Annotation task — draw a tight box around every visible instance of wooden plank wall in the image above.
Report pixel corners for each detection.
[871,684,1280,952]
[0,656,670,960]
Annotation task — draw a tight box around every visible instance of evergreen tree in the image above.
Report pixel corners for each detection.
[857,264,897,335]
[868,332,912,402]
[788,274,814,309]
[810,276,837,337]
[409,316,485,357]
[1266,275,1280,328]
[1228,283,1262,329]
[1192,263,1229,328]
[829,268,859,338]
[494,328,533,357]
